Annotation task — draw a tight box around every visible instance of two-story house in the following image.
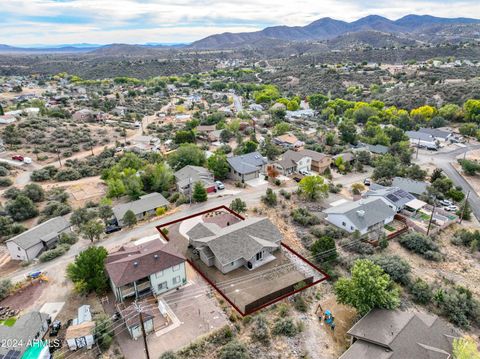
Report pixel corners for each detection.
[105,240,187,302]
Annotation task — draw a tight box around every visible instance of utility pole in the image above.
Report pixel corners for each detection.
[459,190,470,224]
[416,138,421,159]
[134,302,151,359]
[426,196,436,236]
[189,177,192,205]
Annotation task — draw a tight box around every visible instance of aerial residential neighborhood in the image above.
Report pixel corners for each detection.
[0,3,480,359]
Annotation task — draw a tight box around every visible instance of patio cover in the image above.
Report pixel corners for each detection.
[405,198,427,211]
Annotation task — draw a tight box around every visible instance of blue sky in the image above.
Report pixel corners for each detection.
[1,0,479,46]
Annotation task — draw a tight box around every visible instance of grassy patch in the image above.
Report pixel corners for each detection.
[0,317,17,327]
[384,224,395,232]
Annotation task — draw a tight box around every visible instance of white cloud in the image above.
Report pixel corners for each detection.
[0,0,479,45]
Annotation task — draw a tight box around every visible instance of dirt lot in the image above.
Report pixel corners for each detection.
[0,280,47,311]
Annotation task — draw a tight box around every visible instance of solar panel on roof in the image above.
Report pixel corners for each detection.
[3,350,21,359]
[386,193,399,202]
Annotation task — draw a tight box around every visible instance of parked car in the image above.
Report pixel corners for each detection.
[439,199,453,207]
[444,205,458,212]
[11,155,24,161]
[364,178,371,186]
[215,180,225,190]
[50,320,61,336]
[299,169,310,176]
[105,224,121,234]
[23,157,32,164]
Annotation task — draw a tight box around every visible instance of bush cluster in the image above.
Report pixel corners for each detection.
[398,233,443,261]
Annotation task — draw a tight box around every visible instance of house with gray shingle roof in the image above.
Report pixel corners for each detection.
[174,165,216,194]
[113,192,169,227]
[6,216,72,261]
[186,217,283,274]
[340,309,459,359]
[364,185,416,212]
[227,151,267,183]
[392,177,430,197]
[323,197,395,235]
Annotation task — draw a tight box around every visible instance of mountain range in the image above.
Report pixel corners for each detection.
[189,14,480,49]
[0,14,479,54]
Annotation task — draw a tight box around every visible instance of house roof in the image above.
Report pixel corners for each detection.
[276,149,329,169]
[406,131,435,142]
[297,149,330,162]
[174,165,214,188]
[6,216,71,250]
[365,143,389,154]
[0,311,50,356]
[333,152,355,162]
[340,309,459,359]
[190,217,283,265]
[196,125,216,132]
[105,240,185,287]
[121,303,155,327]
[324,197,396,231]
[364,185,415,208]
[392,177,430,196]
[185,222,217,240]
[112,192,169,220]
[227,151,266,175]
[274,134,300,145]
[65,321,95,340]
[418,128,451,140]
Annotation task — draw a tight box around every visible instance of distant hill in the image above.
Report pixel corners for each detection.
[189,14,480,49]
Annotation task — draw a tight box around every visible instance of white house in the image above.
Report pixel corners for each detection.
[6,216,72,261]
[323,197,396,235]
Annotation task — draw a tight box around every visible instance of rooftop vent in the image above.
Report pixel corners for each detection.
[133,261,138,267]
[154,254,159,260]
[356,210,365,217]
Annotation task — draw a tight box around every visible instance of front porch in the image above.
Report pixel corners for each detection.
[118,278,152,301]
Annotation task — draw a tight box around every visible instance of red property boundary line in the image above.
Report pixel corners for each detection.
[156,205,329,316]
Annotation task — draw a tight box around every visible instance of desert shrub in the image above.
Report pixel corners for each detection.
[58,232,78,245]
[279,189,291,199]
[409,278,433,304]
[55,168,82,181]
[218,340,250,359]
[341,238,375,255]
[311,225,347,239]
[251,315,270,342]
[436,286,480,329]
[0,166,9,176]
[291,208,320,226]
[39,244,71,262]
[311,236,337,262]
[293,296,308,312]
[451,229,480,252]
[160,352,178,359]
[0,279,12,301]
[371,255,411,285]
[41,201,72,218]
[398,233,442,261]
[272,318,298,337]
[3,187,21,199]
[0,178,12,187]
[31,166,58,181]
[261,188,277,207]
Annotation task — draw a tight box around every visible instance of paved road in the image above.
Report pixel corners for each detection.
[415,143,480,220]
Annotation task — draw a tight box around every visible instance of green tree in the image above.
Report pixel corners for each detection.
[5,195,38,221]
[452,336,480,359]
[237,140,258,155]
[106,178,126,198]
[123,174,144,200]
[80,219,104,243]
[464,99,480,122]
[192,181,207,202]
[174,130,196,144]
[298,175,328,201]
[0,279,12,301]
[122,209,137,227]
[207,152,230,180]
[272,122,290,136]
[0,104,3,116]
[439,103,463,122]
[141,163,174,193]
[167,144,206,171]
[219,340,250,359]
[230,198,247,213]
[97,205,113,224]
[308,93,328,110]
[94,315,113,351]
[66,246,109,294]
[373,154,400,180]
[334,259,400,315]
[70,207,97,228]
[311,236,336,262]
[338,119,357,144]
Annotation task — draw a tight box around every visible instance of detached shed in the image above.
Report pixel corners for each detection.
[65,321,95,350]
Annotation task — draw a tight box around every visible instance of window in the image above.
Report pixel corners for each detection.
[158,282,167,291]
[173,264,180,272]
[342,222,346,227]
[172,276,181,285]
[155,270,164,278]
